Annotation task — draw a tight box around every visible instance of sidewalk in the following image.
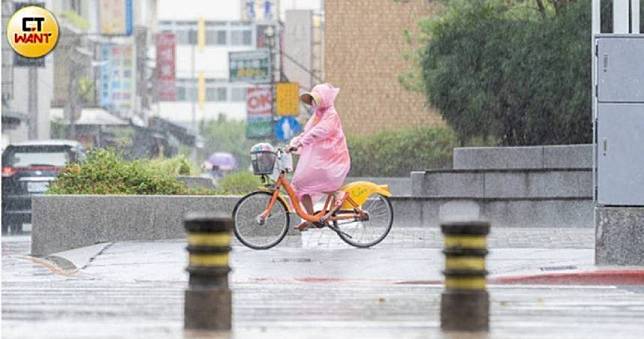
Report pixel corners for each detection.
[2,228,644,339]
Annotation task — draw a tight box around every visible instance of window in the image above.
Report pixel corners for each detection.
[217,30,227,45]
[176,79,196,101]
[172,22,197,45]
[176,29,197,45]
[5,148,70,167]
[175,30,189,44]
[177,86,187,101]
[231,29,252,46]
[230,31,242,46]
[207,87,228,102]
[231,87,247,102]
[188,30,197,44]
[161,21,252,46]
[243,30,252,45]
[206,30,227,46]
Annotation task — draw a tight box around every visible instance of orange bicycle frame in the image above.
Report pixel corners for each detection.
[259,172,362,223]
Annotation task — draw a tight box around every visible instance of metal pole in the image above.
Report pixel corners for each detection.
[278,22,284,82]
[269,31,276,144]
[191,28,197,162]
[67,63,78,140]
[27,66,38,140]
[592,0,600,203]
[191,29,197,135]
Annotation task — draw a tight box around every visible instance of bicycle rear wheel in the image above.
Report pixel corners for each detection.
[233,191,290,250]
[334,194,394,248]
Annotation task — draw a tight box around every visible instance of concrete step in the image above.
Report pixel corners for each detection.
[411,169,592,199]
[453,144,592,170]
[391,197,592,228]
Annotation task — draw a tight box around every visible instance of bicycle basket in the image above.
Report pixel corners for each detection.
[250,143,277,175]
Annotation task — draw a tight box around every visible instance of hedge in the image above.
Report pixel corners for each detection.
[347,126,456,177]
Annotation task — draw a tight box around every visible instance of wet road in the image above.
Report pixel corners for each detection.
[2,231,644,339]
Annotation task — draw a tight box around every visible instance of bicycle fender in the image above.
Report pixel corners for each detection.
[339,181,392,209]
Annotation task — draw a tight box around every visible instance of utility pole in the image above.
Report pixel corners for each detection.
[191,28,196,136]
[66,59,79,140]
[265,25,277,145]
[190,27,198,162]
[27,65,38,140]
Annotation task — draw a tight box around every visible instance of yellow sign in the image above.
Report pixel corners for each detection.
[276,82,300,116]
[6,5,59,59]
[197,17,205,51]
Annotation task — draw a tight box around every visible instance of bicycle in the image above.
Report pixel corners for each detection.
[233,143,394,250]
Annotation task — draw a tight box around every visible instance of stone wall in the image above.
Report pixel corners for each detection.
[31,195,240,256]
[453,144,592,170]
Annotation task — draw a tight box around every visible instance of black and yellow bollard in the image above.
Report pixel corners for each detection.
[440,220,490,331]
[184,212,233,331]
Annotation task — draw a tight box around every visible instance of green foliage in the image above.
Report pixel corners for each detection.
[147,154,197,176]
[59,10,90,30]
[398,17,433,93]
[78,77,95,105]
[417,0,638,146]
[347,127,457,177]
[215,171,261,195]
[200,115,262,171]
[48,149,202,195]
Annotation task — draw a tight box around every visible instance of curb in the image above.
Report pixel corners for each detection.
[44,242,112,272]
[490,269,644,285]
[393,268,644,286]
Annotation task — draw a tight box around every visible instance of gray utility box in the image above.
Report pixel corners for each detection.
[595,35,644,206]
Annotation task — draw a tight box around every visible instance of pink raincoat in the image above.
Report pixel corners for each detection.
[289,84,351,201]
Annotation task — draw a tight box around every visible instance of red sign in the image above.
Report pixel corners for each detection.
[246,86,273,138]
[156,32,176,101]
[247,86,272,116]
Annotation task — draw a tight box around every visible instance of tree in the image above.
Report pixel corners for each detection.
[417,0,637,145]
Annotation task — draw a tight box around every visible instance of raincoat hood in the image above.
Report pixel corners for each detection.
[310,83,340,115]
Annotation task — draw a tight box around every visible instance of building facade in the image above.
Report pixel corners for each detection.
[156,0,260,128]
[156,19,257,126]
[156,0,323,129]
[1,0,55,147]
[324,0,443,135]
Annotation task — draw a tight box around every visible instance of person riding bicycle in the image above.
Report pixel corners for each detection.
[288,83,351,231]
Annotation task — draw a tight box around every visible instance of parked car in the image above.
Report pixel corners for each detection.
[2,140,85,234]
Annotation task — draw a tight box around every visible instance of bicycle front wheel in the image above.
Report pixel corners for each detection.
[233,191,290,250]
[334,194,394,248]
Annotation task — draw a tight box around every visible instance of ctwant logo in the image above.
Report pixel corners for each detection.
[6,6,59,59]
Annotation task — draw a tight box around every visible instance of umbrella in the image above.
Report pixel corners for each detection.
[207,152,237,171]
